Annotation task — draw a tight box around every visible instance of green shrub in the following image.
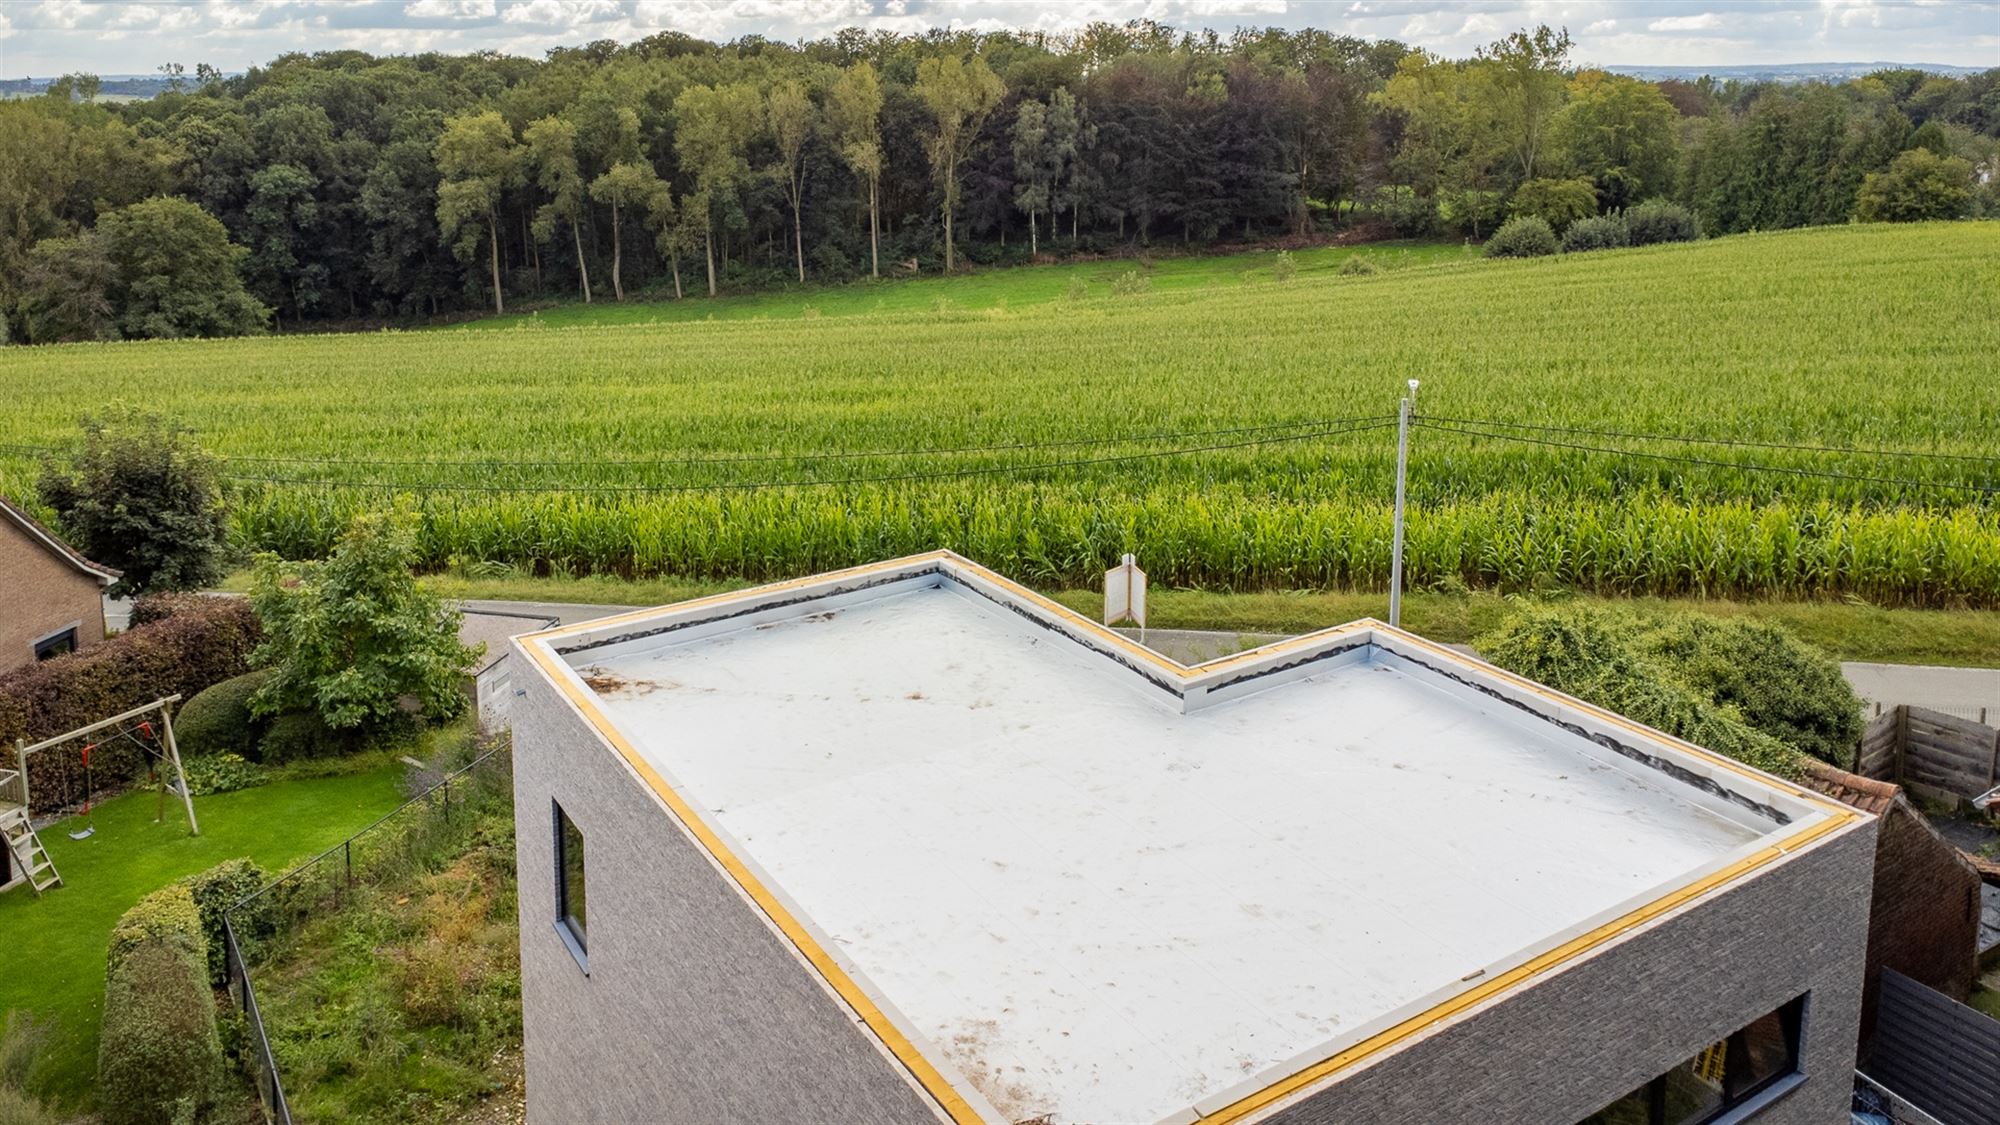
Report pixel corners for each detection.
[0,1011,58,1125]
[179,753,267,797]
[260,709,357,763]
[1625,198,1699,245]
[1338,255,1380,276]
[1637,616,1862,765]
[1561,215,1631,252]
[1478,603,1805,779]
[174,669,270,760]
[1508,177,1598,232]
[0,596,261,815]
[1272,251,1298,282]
[1855,148,1976,222]
[178,858,270,986]
[98,885,223,1125]
[1064,275,1088,301]
[1483,217,1559,259]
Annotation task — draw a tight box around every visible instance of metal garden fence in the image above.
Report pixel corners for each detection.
[221,742,512,1125]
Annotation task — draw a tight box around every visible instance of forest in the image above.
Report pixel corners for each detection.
[1,19,1995,341]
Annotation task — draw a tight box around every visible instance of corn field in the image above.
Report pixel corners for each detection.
[2,223,1995,604]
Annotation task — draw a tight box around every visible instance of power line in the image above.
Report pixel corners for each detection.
[1417,413,2000,467]
[0,415,1396,470]
[216,419,1401,494]
[1414,419,2000,497]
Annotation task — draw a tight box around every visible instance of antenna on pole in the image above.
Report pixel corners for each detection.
[1388,379,1418,629]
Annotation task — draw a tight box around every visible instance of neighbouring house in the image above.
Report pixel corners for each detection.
[508,552,1877,1125]
[1797,761,1982,1047]
[457,610,559,729]
[0,496,118,672]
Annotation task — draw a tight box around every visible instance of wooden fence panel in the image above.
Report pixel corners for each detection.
[1858,710,1901,779]
[1859,706,2000,803]
[1867,970,2000,1125]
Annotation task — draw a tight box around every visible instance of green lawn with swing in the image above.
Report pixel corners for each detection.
[0,760,407,1109]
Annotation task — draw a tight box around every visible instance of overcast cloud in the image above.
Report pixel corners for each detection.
[1,0,1995,78]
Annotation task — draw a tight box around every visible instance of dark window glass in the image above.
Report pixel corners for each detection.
[33,629,77,661]
[1579,995,1806,1125]
[554,801,587,960]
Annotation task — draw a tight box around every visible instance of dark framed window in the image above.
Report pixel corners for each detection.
[32,627,77,662]
[1580,994,1808,1125]
[553,800,588,972]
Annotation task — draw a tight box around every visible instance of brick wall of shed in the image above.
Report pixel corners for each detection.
[1857,799,1981,1042]
[0,518,105,673]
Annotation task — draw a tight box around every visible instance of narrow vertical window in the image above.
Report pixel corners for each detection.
[553,800,588,971]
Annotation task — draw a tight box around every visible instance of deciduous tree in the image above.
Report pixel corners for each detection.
[767,80,815,283]
[827,61,885,277]
[673,83,763,297]
[524,114,593,303]
[434,111,519,314]
[914,54,1004,271]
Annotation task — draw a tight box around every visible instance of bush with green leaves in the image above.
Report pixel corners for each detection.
[1507,177,1598,232]
[1624,199,1699,245]
[1638,615,1862,765]
[178,753,267,798]
[1272,251,1298,282]
[98,885,223,1125]
[0,1013,60,1125]
[1483,216,1560,259]
[249,504,482,733]
[258,709,363,763]
[1855,148,1976,222]
[1561,215,1631,253]
[35,406,227,597]
[174,669,270,760]
[1478,602,1866,777]
[1338,255,1379,276]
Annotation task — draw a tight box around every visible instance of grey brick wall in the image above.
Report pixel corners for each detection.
[510,654,947,1125]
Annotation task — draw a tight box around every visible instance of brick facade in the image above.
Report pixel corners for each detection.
[0,501,113,673]
[1801,761,1982,1048]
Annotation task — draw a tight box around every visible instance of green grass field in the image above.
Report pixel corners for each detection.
[457,241,1472,329]
[3,223,1997,603]
[0,765,405,1108]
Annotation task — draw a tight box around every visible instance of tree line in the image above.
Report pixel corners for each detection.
[2,22,1995,342]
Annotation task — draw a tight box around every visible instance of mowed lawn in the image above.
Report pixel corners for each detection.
[0,764,406,1108]
[453,240,1472,329]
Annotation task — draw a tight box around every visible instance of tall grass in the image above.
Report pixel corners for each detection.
[2,223,1995,604]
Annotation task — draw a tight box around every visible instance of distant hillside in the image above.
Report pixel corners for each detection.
[1605,61,1988,83]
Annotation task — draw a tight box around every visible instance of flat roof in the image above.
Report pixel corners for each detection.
[520,553,1856,1125]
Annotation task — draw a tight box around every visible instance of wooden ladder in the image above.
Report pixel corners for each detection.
[1,808,59,896]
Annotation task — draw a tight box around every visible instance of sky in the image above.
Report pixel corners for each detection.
[1,0,1996,78]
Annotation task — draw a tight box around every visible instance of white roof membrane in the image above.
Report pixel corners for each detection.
[553,570,1829,1125]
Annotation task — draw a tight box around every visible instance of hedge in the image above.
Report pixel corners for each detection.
[0,596,259,816]
[179,858,271,987]
[98,884,224,1125]
[175,670,270,761]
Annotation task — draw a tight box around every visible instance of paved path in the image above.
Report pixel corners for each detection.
[1843,662,2000,725]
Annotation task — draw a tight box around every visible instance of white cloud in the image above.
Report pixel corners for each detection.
[1649,12,1723,31]
[406,0,500,18]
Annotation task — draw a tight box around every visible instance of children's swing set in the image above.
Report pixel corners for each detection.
[1,695,199,898]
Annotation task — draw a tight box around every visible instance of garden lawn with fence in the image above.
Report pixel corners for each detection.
[0,762,404,1110]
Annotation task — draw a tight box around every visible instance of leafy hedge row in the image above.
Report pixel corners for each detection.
[0,596,259,815]
[1478,602,1865,777]
[98,884,224,1125]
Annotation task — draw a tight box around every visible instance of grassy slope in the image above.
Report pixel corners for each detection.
[455,241,1472,329]
[0,765,406,1107]
[333,571,2000,667]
